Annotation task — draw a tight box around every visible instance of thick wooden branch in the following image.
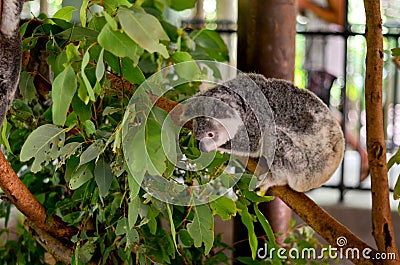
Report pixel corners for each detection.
[24,219,73,264]
[363,0,399,262]
[153,93,378,264]
[0,151,76,240]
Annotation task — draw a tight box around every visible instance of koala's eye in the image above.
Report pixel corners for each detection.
[207,132,214,138]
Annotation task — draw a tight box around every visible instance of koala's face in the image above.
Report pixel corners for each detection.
[193,116,238,153]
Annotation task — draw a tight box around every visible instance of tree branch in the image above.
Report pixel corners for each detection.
[0,151,77,240]
[363,0,399,262]
[24,219,73,264]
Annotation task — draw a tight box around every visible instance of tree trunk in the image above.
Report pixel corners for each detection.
[363,0,399,262]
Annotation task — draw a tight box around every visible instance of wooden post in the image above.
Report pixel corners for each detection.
[234,0,296,257]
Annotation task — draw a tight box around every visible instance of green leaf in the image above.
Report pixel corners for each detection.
[65,156,79,183]
[118,8,169,58]
[178,229,193,247]
[128,171,141,199]
[121,58,145,84]
[103,11,118,31]
[0,119,12,154]
[236,257,261,265]
[59,142,81,160]
[80,140,105,165]
[243,189,274,203]
[55,27,98,42]
[171,52,201,80]
[69,162,94,190]
[116,217,129,235]
[190,29,229,62]
[79,241,96,263]
[83,120,96,136]
[98,23,143,63]
[94,157,114,197]
[53,6,77,22]
[77,77,90,105]
[96,48,105,81]
[394,175,400,200]
[127,228,139,247]
[388,148,400,169]
[237,201,257,259]
[71,96,92,121]
[65,43,81,63]
[19,71,37,103]
[187,205,214,255]
[166,204,177,250]
[52,65,77,126]
[145,119,167,175]
[392,48,400,57]
[210,196,237,220]
[166,0,197,11]
[80,0,89,27]
[81,50,96,101]
[20,125,65,173]
[254,204,278,248]
[128,196,140,228]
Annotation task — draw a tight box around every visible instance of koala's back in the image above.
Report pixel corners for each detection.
[247,73,344,192]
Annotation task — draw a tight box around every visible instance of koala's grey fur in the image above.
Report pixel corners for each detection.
[183,73,344,192]
[0,0,24,125]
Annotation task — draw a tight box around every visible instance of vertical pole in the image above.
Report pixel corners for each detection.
[237,0,296,80]
[40,0,47,15]
[234,0,296,257]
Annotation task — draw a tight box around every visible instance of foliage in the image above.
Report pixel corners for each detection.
[0,0,329,264]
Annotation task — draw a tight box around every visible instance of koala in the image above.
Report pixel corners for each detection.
[182,73,344,192]
[0,0,24,125]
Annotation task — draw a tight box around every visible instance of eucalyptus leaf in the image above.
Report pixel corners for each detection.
[19,71,37,103]
[96,48,105,81]
[127,228,139,247]
[171,52,201,80]
[187,205,214,255]
[80,0,89,27]
[394,175,400,200]
[79,241,96,263]
[254,204,278,249]
[166,0,197,11]
[237,201,257,259]
[98,23,143,63]
[80,140,105,165]
[118,8,169,58]
[52,65,77,126]
[94,157,114,197]
[128,196,141,228]
[59,142,81,159]
[81,50,96,101]
[69,162,94,190]
[166,204,177,250]
[210,196,237,220]
[116,217,129,236]
[20,125,65,173]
